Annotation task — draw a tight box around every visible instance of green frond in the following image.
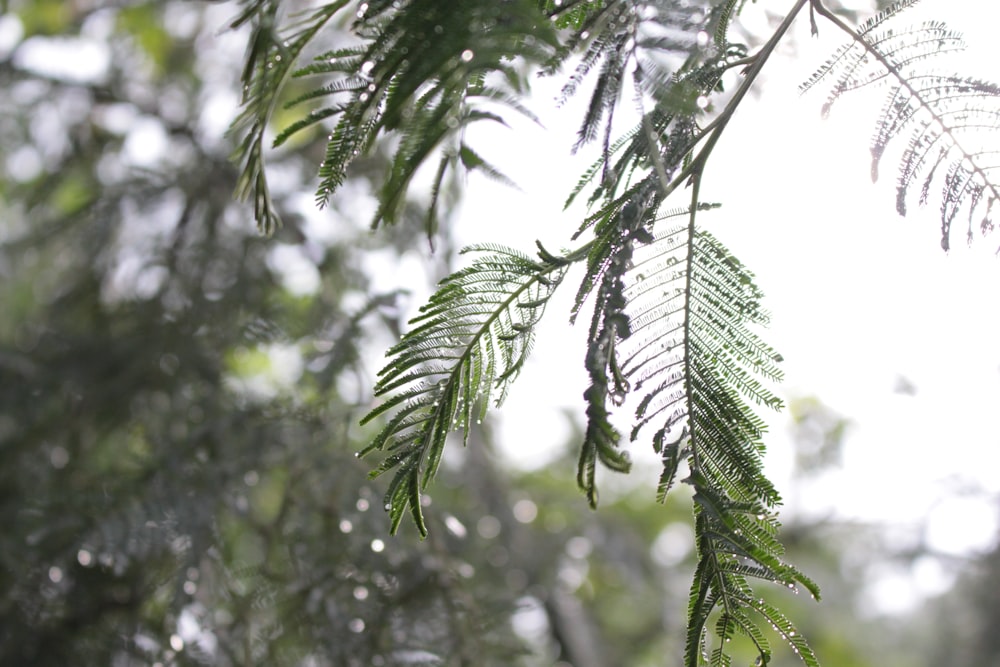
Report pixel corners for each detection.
[228,1,349,234]
[230,0,557,236]
[549,0,711,173]
[709,0,753,48]
[309,0,557,230]
[601,214,813,665]
[359,245,569,535]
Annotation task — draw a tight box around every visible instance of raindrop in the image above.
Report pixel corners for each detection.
[356,498,370,512]
[353,586,369,600]
[339,519,353,534]
[349,618,366,633]
[383,503,392,511]
[371,539,385,553]
[461,49,474,62]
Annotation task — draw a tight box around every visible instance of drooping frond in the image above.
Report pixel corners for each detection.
[304,0,557,232]
[229,1,348,234]
[359,245,569,535]
[543,0,713,169]
[230,0,556,236]
[618,222,820,667]
[709,0,755,48]
[803,1,1000,250]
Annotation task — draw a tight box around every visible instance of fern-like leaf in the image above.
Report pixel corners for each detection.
[228,1,348,234]
[359,245,569,535]
[804,1,1000,250]
[309,0,557,232]
[617,219,818,666]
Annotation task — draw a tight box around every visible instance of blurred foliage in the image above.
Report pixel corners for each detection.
[1,1,999,666]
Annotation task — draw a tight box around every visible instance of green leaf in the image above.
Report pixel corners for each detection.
[359,244,569,534]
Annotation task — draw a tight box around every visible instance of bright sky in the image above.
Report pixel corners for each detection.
[451,0,1000,610]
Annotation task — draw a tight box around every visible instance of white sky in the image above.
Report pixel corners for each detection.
[451,0,1000,590]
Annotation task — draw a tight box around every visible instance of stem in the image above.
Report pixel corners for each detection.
[657,0,811,200]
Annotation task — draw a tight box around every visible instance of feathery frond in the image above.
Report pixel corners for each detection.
[307,0,557,233]
[616,217,819,666]
[229,1,348,235]
[803,0,1000,251]
[359,245,569,535]
[231,0,557,236]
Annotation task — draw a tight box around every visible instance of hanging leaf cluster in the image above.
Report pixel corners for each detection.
[359,243,569,535]
[230,0,1000,665]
